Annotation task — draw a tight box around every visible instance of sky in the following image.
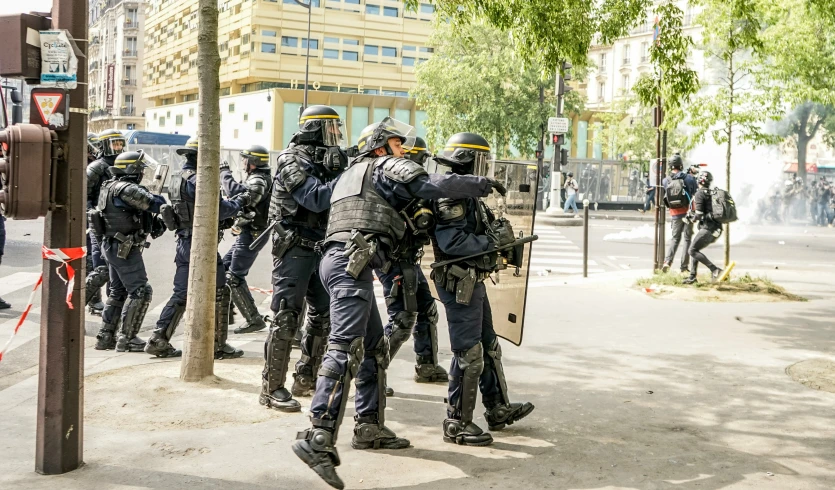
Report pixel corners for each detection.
[0,2,55,16]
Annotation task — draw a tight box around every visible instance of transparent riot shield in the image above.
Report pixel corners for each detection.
[481,161,538,345]
[139,152,170,195]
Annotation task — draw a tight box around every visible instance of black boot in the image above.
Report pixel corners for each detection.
[0,297,10,309]
[351,414,411,450]
[144,332,182,357]
[484,402,535,431]
[95,327,117,350]
[415,355,448,383]
[215,343,244,359]
[116,335,147,353]
[259,386,301,412]
[292,428,344,490]
[291,371,316,397]
[442,419,493,446]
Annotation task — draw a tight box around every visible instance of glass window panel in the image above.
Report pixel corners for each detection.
[364,45,378,55]
[402,45,416,51]
[342,51,358,61]
[323,49,339,59]
[283,102,302,147]
[415,110,428,139]
[381,47,396,57]
[263,30,277,37]
[366,4,380,14]
[373,107,390,122]
[402,56,415,66]
[261,42,276,53]
[302,38,319,49]
[281,36,298,47]
[383,6,398,16]
[420,3,434,13]
[343,39,359,45]
[324,36,339,44]
[351,106,369,145]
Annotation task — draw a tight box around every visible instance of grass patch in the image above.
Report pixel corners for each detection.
[635,272,807,302]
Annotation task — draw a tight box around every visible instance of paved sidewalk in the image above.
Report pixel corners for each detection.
[1,269,834,489]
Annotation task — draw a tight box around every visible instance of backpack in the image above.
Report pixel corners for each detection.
[665,177,688,209]
[710,187,738,224]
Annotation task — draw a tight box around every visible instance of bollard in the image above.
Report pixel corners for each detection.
[583,199,589,278]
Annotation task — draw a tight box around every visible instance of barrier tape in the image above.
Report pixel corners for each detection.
[0,246,86,363]
[249,286,273,295]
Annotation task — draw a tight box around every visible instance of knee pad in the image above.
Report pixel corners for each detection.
[368,335,391,370]
[425,302,439,326]
[131,283,153,302]
[273,300,300,341]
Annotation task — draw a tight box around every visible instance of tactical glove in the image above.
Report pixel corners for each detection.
[487,178,507,196]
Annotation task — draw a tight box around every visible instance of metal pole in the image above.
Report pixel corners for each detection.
[653,100,661,271]
[547,68,564,214]
[659,128,668,266]
[36,0,87,474]
[583,199,589,277]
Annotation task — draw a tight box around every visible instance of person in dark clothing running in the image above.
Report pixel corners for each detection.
[661,154,698,273]
[683,171,722,285]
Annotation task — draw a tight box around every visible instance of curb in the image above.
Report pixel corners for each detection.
[537,213,654,223]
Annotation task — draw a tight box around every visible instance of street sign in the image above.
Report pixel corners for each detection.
[30,88,69,131]
[547,117,570,134]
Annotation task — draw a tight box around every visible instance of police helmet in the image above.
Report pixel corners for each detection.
[241,144,270,169]
[405,136,430,166]
[98,129,126,157]
[110,150,149,179]
[697,170,713,187]
[297,105,344,147]
[176,136,199,156]
[87,132,101,159]
[568,172,574,177]
[357,117,416,156]
[669,153,683,170]
[437,132,491,176]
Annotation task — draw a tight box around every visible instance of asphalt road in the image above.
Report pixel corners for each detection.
[1,216,833,387]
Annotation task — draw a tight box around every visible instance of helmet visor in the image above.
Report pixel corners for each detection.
[102,135,126,156]
[380,117,416,150]
[138,152,169,194]
[321,119,345,148]
[472,151,492,177]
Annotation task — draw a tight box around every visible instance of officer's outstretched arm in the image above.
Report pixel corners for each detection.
[118,184,159,212]
[220,169,248,198]
[434,199,494,256]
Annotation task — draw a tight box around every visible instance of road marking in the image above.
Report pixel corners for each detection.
[608,255,641,260]
[809,263,834,267]
[530,258,599,266]
[0,307,42,356]
[762,261,787,266]
[530,251,583,258]
[531,267,606,275]
[0,272,42,296]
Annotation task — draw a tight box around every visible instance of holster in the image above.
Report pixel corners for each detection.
[113,232,135,259]
[159,204,179,231]
[343,231,376,280]
[88,209,106,238]
[271,229,298,260]
[386,263,418,312]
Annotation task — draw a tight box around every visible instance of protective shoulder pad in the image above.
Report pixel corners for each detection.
[277,152,307,192]
[383,157,428,184]
[436,198,466,222]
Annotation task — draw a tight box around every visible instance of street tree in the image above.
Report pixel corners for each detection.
[759,0,835,182]
[180,0,223,382]
[686,0,779,267]
[407,0,650,73]
[411,20,583,158]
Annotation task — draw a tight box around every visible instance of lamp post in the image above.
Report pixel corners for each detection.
[294,0,313,114]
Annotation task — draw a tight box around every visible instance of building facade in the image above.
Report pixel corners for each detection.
[88,0,150,133]
[142,0,436,149]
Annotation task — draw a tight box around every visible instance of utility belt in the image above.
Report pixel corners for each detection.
[272,225,321,260]
[430,264,491,306]
[106,231,149,259]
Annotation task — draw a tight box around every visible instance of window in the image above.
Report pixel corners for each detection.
[262,30,277,37]
[234,129,239,138]
[324,36,339,44]
[420,3,434,13]
[383,6,398,17]
[244,113,249,121]
[242,33,250,44]
[255,121,264,131]
[402,56,415,67]
[188,108,194,117]
[324,49,339,59]
[641,42,649,62]
[599,53,607,71]
[229,103,235,113]
[382,47,396,57]
[281,36,298,47]
[345,0,359,3]
[284,0,319,5]
[302,38,319,49]
[621,74,630,90]
[159,117,165,127]
[262,42,276,53]
[176,114,183,125]
[403,45,416,52]
[366,4,380,14]
[342,51,358,61]
[364,45,378,56]
[598,82,606,100]
[124,94,134,107]
[622,45,631,64]
[343,39,359,45]
[419,46,434,53]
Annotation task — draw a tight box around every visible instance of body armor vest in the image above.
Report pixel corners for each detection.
[87,157,113,204]
[268,145,331,230]
[246,170,272,231]
[97,180,144,237]
[169,170,196,230]
[325,157,406,246]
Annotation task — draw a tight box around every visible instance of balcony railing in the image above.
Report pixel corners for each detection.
[123,49,138,57]
[90,109,111,118]
[120,107,136,116]
[124,18,138,28]
[121,78,137,86]
[622,58,631,65]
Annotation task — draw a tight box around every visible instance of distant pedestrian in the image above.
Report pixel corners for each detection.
[639,173,654,213]
[661,155,697,273]
[563,172,579,214]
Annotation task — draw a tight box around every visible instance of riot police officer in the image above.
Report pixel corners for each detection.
[376,135,448,395]
[260,105,346,413]
[292,119,506,489]
[89,150,167,352]
[86,129,126,315]
[221,145,273,334]
[431,132,535,447]
[144,137,250,359]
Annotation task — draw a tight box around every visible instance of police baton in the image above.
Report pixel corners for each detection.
[249,220,280,250]
[430,235,539,269]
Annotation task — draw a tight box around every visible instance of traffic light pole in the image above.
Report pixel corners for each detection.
[546,65,568,215]
[35,0,87,474]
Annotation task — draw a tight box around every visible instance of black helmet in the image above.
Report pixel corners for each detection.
[97,128,126,157]
[357,117,416,156]
[568,172,574,177]
[689,164,700,175]
[297,105,344,147]
[176,136,199,156]
[241,144,270,169]
[405,136,430,166]
[669,153,683,170]
[87,132,101,160]
[110,150,149,179]
[435,133,490,176]
[697,170,713,187]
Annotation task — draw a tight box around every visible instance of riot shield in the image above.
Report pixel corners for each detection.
[480,161,538,346]
[139,152,170,195]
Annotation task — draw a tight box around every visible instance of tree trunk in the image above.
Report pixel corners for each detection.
[795,103,812,183]
[724,54,734,269]
[180,0,222,382]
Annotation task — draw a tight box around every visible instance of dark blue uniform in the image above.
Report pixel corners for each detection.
[85,155,117,309]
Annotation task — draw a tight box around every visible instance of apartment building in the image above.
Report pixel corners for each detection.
[142,0,436,149]
[88,0,150,132]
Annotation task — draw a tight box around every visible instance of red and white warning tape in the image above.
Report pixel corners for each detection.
[0,246,86,363]
[248,286,273,295]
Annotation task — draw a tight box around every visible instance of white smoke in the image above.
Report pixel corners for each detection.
[603,222,751,245]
